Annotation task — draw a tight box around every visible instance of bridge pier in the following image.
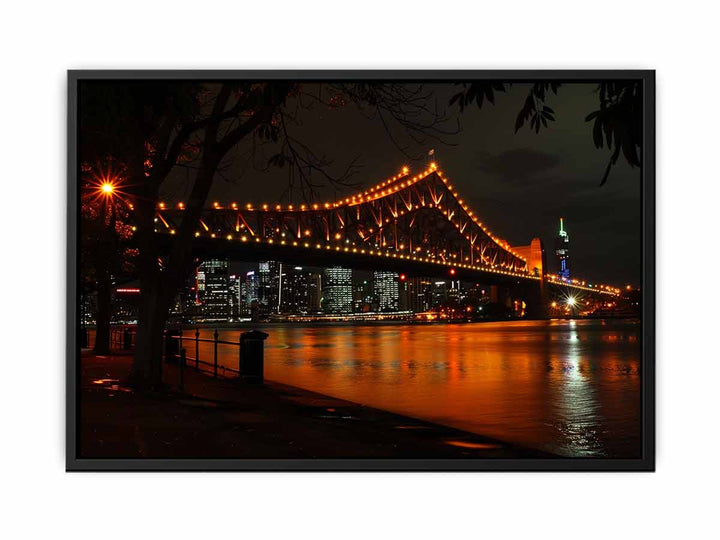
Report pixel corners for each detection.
[489,281,546,319]
[515,278,546,319]
[489,285,510,308]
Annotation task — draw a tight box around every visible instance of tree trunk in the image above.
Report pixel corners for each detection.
[93,262,112,355]
[129,272,170,390]
[125,83,288,390]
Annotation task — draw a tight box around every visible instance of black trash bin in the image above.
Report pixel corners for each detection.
[165,326,181,363]
[240,330,269,383]
[123,328,133,350]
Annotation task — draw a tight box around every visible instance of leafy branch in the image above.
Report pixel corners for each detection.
[450,80,642,184]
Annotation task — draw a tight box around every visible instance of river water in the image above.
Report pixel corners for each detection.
[187,319,641,458]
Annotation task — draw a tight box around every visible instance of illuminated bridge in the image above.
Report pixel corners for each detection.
[153,164,621,314]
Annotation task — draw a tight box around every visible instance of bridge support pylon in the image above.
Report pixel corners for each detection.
[522,280,547,319]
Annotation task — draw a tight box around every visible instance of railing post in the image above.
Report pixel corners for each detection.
[213,329,219,378]
[239,330,269,384]
[162,329,167,361]
[195,328,200,371]
[179,348,186,392]
[178,327,183,352]
[123,328,130,350]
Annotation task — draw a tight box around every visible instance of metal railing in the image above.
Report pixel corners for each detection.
[83,325,136,351]
[110,326,136,350]
[86,325,246,381]
[169,328,242,379]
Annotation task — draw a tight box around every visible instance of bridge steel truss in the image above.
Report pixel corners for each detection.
[156,165,534,281]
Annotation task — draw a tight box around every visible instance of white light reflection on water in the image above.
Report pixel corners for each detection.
[551,326,605,457]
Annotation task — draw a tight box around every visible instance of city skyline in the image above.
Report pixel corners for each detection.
[85,240,640,326]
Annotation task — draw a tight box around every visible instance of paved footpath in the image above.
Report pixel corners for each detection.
[78,351,553,460]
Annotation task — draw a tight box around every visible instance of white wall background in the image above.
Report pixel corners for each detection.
[0,1,717,538]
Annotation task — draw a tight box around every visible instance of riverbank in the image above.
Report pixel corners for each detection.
[78,350,553,460]
[89,314,641,334]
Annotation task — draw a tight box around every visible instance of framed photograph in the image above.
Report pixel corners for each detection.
[67,70,654,471]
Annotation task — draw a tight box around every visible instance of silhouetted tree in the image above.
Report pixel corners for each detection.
[79,160,136,354]
[79,81,452,389]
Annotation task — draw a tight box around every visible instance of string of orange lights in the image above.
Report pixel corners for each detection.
[150,164,621,296]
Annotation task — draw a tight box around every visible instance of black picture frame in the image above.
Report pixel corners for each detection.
[67,69,655,472]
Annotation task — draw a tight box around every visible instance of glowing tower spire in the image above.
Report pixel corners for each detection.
[555,217,570,279]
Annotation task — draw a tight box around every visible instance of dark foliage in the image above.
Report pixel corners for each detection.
[450,80,642,185]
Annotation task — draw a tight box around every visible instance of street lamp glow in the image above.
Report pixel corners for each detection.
[566,296,576,307]
[101,182,114,195]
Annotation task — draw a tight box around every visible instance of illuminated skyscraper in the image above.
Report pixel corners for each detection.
[373,271,399,312]
[280,266,316,314]
[228,274,240,319]
[555,217,570,279]
[432,280,448,307]
[447,280,461,303]
[323,267,353,314]
[398,277,434,312]
[306,272,322,314]
[242,271,259,312]
[258,260,281,315]
[353,277,374,313]
[198,259,229,321]
[247,270,260,301]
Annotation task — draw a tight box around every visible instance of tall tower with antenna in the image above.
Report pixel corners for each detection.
[555,217,570,279]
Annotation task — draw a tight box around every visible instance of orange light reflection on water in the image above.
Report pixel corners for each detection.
[193,319,640,457]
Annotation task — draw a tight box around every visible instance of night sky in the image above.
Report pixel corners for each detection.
[162,82,642,286]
